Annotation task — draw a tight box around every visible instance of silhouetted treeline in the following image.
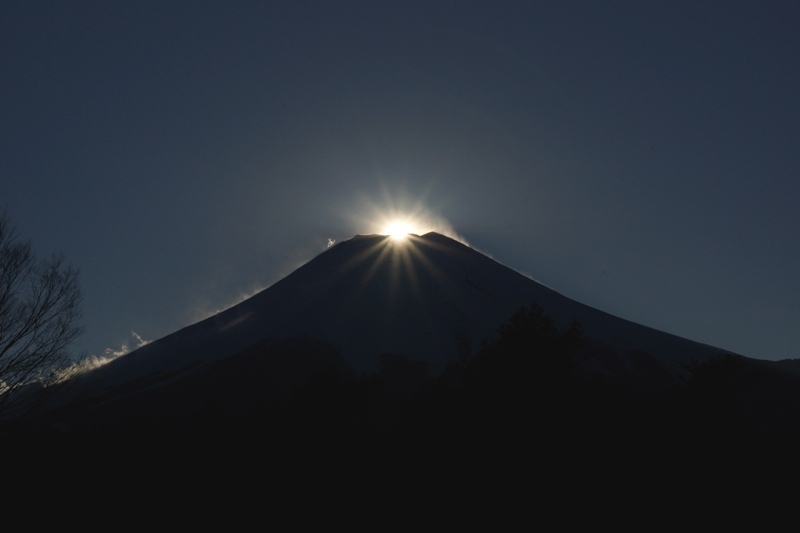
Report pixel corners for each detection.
[6,303,800,475]
[233,303,800,465]
[145,304,796,464]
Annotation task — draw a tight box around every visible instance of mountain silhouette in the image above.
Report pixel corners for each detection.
[70,232,735,382]
[4,232,800,467]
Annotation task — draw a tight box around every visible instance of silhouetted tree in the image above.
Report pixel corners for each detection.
[0,210,82,415]
[395,303,588,447]
[467,304,584,400]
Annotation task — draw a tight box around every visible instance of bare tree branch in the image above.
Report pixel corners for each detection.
[0,210,83,414]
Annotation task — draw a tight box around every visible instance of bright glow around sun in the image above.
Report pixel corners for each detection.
[383,220,416,240]
[336,181,469,246]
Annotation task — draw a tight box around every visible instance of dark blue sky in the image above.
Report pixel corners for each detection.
[2,1,798,362]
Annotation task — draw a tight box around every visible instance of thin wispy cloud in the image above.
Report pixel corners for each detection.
[55,331,151,381]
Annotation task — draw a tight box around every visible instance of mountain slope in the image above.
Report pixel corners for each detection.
[3,232,746,435]
[68,233,735,393]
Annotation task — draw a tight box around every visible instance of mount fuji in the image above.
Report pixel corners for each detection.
[4,232,800,449]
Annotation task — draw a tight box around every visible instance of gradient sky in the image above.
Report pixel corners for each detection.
[2,1,798,363]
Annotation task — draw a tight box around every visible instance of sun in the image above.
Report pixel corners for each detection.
[383,220,416,241]
[337,183,468,245]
